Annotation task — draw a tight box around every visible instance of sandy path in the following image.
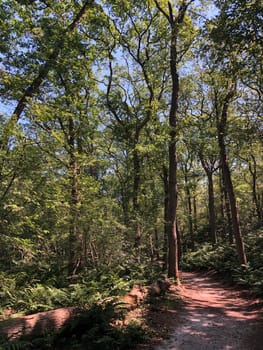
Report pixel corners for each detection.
[154,271,263,350]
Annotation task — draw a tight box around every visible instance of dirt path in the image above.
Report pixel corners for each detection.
[154,271,263,350]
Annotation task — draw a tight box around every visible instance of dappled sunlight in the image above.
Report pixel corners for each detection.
[154,272,263,350]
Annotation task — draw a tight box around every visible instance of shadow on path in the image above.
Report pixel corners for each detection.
[152,271,263,350]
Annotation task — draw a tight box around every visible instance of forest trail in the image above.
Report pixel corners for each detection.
[153,271,263,350]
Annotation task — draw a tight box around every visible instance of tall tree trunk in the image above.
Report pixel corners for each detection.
[220,147,245,263]
[68,117,82,276]
[249,154,263,225]
[184,167,194,249]
[224,179,234,244]
[154,0,192,280]
[193,191,198,232]
[219,172,227,239]
[162,165,169,271]
[133,145,142,248]
[154,227,160,260]
[176,220,182,262]
[167,22,179,279]
[199,155,217,245]
[220,168,233,243]
[216,83,247,265]
[207,172,217,245]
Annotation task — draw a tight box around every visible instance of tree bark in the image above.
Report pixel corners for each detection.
[184,165,194,250]
[200,156,217,246]
[193,192,198,232]
[154,227,160,260]
[199,153,218,245]
[167,22,179,279]
[220,168,234,243]
[216,83,247,265]
[133,144,142,248]
[249,154,263,225]
[207,172,217,245]
[162,165,169,271]
[154,0,192,280]
[219,172,227,239]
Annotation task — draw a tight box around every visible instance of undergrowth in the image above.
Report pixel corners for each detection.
[180,228,263,296]
[0,256,161,349]
[0,301,148,350]
[0,255,164,318]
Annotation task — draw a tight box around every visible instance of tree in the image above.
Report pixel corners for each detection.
[214,78,247,265]
[210,0,262,94]
[154,0,195,279]
[105,0,170,251]
[0,0,95,153]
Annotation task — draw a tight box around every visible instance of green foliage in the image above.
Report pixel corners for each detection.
[0,4,262,350]
[232,228,263,295]
[181,228,263,296]
[117,258,165,285]
[181,243,238,274]
[0,340,33,350]
[0,261,163,317]
[16,285,70,314]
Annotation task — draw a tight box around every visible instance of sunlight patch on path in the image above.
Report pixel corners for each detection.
[154,272,263,350]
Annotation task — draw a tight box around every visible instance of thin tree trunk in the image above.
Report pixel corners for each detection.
[224,181,234,244]
[68,117,82,276]
[220,149,246,264]
[219,172,227,239]
[193,192,198,232]
[154,227,160,260]
[176,221,182,262]
[184,166,194,250]
[133,146,142,248]
[220,168,233,243]
[163,165,169,272]
[199,154,217,245]
[154,0,193,280]
[207,172,217,245]
[167,22,179,279]
[216,84,247,265]
[249,154,263,224]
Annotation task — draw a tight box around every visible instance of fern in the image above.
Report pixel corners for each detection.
[0,340,32,350]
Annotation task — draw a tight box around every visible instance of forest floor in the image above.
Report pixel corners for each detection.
[137,271,263,350]
[1,271,263,349]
